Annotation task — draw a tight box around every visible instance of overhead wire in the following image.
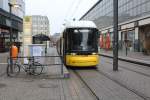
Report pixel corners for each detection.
[69,0,83,20]
[71,0,84,20]
[64,0,76,20]
[64,0,83,21]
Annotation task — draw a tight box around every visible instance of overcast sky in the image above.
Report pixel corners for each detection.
[25,0,98,35]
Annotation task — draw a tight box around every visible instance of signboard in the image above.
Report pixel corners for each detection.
[32,46,43,56]
[23,44,45,64]
[30,44,45,63]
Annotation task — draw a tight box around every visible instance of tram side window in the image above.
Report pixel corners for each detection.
[64,30,70,52]
[65,29,74,52]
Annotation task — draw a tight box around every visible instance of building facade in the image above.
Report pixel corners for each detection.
[81,0,150,54]
[10,0,25,18]
[23,15,50,44]
[0,0,25,52]
[32,15,49,36]
[23,15,50,55]
[0,0,25,18]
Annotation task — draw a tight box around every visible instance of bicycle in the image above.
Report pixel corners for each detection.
[7,57,44,77]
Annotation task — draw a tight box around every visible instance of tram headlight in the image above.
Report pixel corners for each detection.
[70,53,76,55]
[92,52,97,55]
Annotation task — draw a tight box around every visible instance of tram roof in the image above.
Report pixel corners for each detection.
[64,20,97,29]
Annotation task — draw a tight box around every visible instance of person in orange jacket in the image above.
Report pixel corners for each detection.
[11,43,18,60]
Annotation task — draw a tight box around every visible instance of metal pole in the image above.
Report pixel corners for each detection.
[60,39,63,75]
[8,3,13,74]
[9,3,12,47]
[113,0,118,71]
[126,46,127,56]
[125,31,128,56]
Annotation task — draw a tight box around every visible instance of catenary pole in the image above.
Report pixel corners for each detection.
[113,0,118,71]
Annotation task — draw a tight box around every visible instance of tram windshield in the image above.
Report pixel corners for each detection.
[65,28,98,53]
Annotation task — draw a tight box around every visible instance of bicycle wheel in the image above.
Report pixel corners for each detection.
[30,62,43,75]
[7,64,20,77]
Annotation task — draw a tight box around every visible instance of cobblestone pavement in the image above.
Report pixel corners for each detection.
[0,64,6,77]
[0,53,9,76]
[99,57,150,100]
[1,48,150,100]
[0,52,9,64]
[0,47,93,100]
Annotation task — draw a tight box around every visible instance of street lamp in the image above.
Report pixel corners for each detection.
[8,2,21,75]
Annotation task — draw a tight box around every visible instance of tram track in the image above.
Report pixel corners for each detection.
[98,56,150,100]
[106,60,150,78]
[71,68,148,100]
[102,56,150,78]
[71,70,100,100]
[95,69,148,100]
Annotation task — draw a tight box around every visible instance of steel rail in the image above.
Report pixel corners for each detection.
[105,60,150,78]
[95,68,149,100]
[73,70,100,100]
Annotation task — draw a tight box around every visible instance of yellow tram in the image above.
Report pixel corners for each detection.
[57,21,99,68]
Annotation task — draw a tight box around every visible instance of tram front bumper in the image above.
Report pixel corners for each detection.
[66,55,99,67]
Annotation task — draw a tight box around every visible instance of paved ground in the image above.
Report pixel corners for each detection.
[0,52,9,64]
[0,64,6,77]
[77,69,144,100]
[0,47,150,100]
[0,71,96,100]
[98,56,150,100]
[0,53,8,76]
[0,47,95,100]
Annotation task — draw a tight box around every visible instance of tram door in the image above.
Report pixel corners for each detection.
[128,30,135,51]
[121,30,135,52]
[121,32,125,51]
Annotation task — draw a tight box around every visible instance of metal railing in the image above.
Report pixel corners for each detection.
[7,55,64,76]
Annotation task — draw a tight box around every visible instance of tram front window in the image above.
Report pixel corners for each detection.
[67,28,98,52]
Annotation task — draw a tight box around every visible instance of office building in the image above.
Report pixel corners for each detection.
[23,15,50,45]
[32,15,49,36]
[81,0,150,54]
[0,0,25,52]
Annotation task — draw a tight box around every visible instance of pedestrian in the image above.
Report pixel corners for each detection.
[11,43,18,60]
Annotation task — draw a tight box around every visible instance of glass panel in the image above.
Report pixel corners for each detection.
[67,28,98,52]
[127,30,135,51]
[81,0,150,29]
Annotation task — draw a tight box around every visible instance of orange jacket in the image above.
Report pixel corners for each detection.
[11,45,18,60]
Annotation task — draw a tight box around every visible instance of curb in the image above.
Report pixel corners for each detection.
[99,53,150,67]
[63,65,70,78]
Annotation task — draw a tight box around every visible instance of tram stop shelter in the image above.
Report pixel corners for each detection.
[32,34,50,53]
[32,34,50,43]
